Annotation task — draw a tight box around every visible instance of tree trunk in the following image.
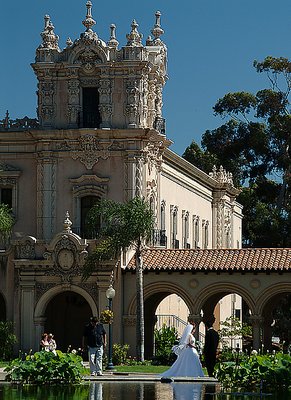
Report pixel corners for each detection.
[135,241,144,361]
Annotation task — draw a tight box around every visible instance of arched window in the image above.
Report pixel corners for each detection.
[160,201,166,231]
[182,210,189,248]
[193,215,200,249]
[202,219,209,249]
[80,196,100,239]
[82,87,101,128]
[170,205,178,248]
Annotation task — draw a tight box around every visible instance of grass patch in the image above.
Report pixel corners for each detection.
[112,365,168,374]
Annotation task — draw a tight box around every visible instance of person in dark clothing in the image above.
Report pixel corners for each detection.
[82,316,106,376]
[204,319,219,377]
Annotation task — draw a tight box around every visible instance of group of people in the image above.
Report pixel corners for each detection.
[40,332,57,354]
[40,316,218,379]
[161,318,219,378]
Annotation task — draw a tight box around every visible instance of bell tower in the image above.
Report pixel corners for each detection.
[32,2,168,133]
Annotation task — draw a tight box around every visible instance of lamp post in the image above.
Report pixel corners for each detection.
[106,284,115,370]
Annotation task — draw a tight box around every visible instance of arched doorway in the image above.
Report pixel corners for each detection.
[45,291,91,352]
[0,293,6,321]
[143,284,193,359]
[201,290,252,351]
[261,291,291,352]
[155,294,189,337]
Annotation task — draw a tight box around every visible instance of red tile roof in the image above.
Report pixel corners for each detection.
[125,248,291,272]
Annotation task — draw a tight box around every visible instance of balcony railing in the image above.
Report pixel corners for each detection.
[0,111,39,131]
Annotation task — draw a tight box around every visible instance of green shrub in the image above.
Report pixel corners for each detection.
[216,351,291,392]
[0,321,17,360]
[5,350,86,384]
[153,324,178,365]
[112,343,129,365]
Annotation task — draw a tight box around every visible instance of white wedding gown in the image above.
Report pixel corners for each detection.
[161,334,204,378]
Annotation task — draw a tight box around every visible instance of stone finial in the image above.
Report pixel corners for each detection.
[82,1,96,31]
[126,20,143,47]
[146,35,153,46]
[209,165,234,186]
[40,15,59,50]
[108,24,119,48]
[63,211,72,233]
[151,11,164,45]
[66,37,73,47]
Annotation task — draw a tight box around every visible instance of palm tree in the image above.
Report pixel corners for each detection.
[83,197,154,361]
[0,203,14,246]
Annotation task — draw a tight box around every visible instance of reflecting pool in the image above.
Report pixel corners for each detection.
[0,382,288,400]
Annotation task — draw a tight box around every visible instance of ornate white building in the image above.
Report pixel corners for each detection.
[0,2,245,355]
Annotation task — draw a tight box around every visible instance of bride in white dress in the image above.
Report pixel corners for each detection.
[161,324,204,378]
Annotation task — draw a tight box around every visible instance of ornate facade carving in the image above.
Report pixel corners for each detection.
[135,156,143,197]
[209,165,234,187]
[71,135,110,169]
[14,237,36,260]
[125,79,140,127]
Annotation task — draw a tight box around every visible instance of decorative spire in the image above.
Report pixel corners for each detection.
[66,37,73,47]
[40,15,59,50]
[63,211,72,233]
[151,11,164,45]
[126,20,143,47]
[82,1,96,31]
[108,24,119,48]
[80,1,98,44]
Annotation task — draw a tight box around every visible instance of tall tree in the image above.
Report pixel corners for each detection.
[83,197,154,361]
[183,56,291,247]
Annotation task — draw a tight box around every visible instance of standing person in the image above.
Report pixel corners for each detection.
[47,333,57,355]
[40,333,49,351]
[161,323,204,378]
[204,319,219,377]
[83,316,107,376]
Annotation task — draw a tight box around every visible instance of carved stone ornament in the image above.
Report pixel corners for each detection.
[0,162,20,172]
[71,135,109,169]
[189,278,199,289]
[14,237,36,260]
[250,279,261,289]
[57,249,75,270]
[142,141,163,174]
[44,217,88,280]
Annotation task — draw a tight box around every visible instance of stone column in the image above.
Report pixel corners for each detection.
[250,315,263,350]
[189,313,203,342]
[20,277,35,352]
[124,155,136,201]
[99,76,113,128]
[262,315,273,352]
[34,316,47,352]
[123,315,137,357]
[37,154,57,240]
[96,273,113,316]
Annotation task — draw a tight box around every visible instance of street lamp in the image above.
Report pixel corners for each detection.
[106,284,115,370]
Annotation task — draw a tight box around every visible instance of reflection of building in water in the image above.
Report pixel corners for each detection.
[172,383,203,400]
[89,383,103,400]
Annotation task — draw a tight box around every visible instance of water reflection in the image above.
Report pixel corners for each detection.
[89,382,102,400]
[172,383,203,400]
[0,382,285,400]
